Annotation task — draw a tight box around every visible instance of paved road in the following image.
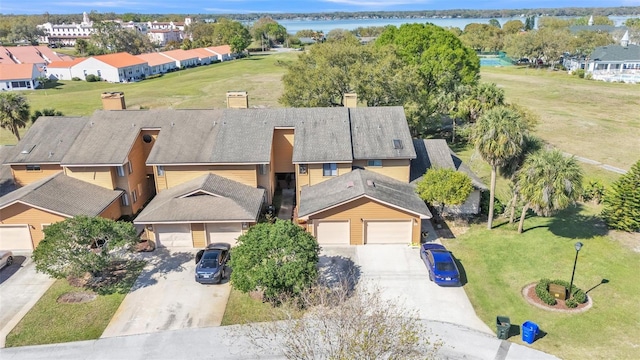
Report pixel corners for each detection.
[0,320,558,360]
[101,249,230,338]
[0,253,55,348]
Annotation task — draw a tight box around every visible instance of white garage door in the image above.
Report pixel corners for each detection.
[206,223,242,247]
[364,220,412,244]
[154,224,193,248]
[315,220,350,245]
[0,225,33,250]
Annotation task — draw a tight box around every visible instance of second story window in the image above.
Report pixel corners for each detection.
[367,160,383,167]
[121,193,130,206]
[259,164,267,175]
[117,165,125,177]
[323,163,338,177]
[157,166,165,176]
[299,164,307,175]
[127,161,133,174]
[132,189,138,203]
[26,165,41,172]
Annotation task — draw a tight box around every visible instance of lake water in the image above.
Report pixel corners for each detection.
[278,15,633,34]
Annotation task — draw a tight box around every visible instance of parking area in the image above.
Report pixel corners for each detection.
[0,253,55,348]
[321,244,492,334]
[101,248,231,338]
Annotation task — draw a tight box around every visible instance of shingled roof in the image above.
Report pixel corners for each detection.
[134,173,265,223]
[350,107,416,160]
[0,172,123,217]
[298,169,431,219]
[6,117,88,164]
[0,146,16,197]
[410,139,487,190]
[590,44,640,62]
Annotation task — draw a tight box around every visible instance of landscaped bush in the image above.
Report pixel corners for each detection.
[480,191,505,217]
[145,74,163,80]
[581,180,605,204]
[573,69,586,78]
[85,74,101,82]
[535,278,587,308]
[71,77,82,81]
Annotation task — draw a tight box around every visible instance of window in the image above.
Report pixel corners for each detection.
[323,163,338,176]
[116,165,125,177]
[132,189,138,203]
[299,164,307,175]
[392,139,403,149]
[26,165,41,172]
[121,193,130,206]
[157,165,165,176]
[367,160,382,167]
[259,164,267,175]
[127,161,133,174]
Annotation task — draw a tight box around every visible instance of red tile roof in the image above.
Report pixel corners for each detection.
[136,52,175,67]
[34,46,66,62]
[93,52,147,68]
[190,48,216,59]
[0,63,36,81]
[3,46,47,64]
[0,47,16,64]
[47,57,86,68]
[207,45,232,55]
[160,49,198,61]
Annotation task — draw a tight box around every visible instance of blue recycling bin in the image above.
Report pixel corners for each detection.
[521,321,539,344]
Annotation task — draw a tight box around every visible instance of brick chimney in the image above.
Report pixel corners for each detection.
[343,93,357,108]
[101,92,126,110]
[226,91,249,109]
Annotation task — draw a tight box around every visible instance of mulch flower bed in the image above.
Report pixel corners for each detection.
[522,283,592,313]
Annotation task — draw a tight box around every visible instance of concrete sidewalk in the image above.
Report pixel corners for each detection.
[0,320,559,360]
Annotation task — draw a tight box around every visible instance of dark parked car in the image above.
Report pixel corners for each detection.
[195,243,230,284]
[420,243,460,286]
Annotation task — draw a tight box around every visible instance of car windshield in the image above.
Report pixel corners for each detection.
[200,252,219,269]
[435,262,456,272]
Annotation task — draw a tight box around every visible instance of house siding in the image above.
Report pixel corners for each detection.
[160,165,257,190]
[272,129,295,173]
[126,133,154,214]
[444,190,482,215]
[64,166,115,189]
[192,223,206,248]
[99,199,123,220]
[352,159,411,183]
[257,164,272,204]
[308,163,351,186]
[308,197,420,245]
[0,202,67,248]
[11,164,63,187]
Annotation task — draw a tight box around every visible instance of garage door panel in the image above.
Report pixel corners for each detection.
[315,220,350,245]
[0,225,33,250]
[206,223,242,247]
[365,220,412,244]
[155,224,193,248]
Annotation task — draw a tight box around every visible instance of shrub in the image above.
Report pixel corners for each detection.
[535,278,557,305]
[85,74,101,82]
[145,74,163,80]
[581,180,605,204]
[71,77,82,81]
[565,298,578,308]
[480,191,505,217]
[535,278,587,307]
[602,160,640,232]
[573,69,586,78]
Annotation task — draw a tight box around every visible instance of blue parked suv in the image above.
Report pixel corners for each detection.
[195,243,230,284]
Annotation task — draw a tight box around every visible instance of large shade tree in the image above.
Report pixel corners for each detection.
[0,92,30,141]
[472,106,527,229]
[515,150,583,233]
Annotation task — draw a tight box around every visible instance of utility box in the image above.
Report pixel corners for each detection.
[226,91,249,109]
[548,284,567,300]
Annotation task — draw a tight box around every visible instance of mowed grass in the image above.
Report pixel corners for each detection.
[6,280,126,347]
[445,205,640,360]
[0,52,297,145]
[481,67,640,171]
[221,288,301,325]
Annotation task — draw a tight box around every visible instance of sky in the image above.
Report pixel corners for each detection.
[2,0,639,15]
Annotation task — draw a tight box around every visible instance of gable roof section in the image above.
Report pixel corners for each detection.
[7,117,89,164]
[135,52,175,67]
[290,107,353,163]
[298,169,431,219]
[185,48,213,60]
[410,139,486,190]
[92,52,147,68]
[3,46,47,64]
[47,57,85,68]
[0,172,123,217]
[160,49,198,61]
[590,44,640,62]
[34,46,66,63]
[0,47,15,64]
[350,107,416,160]
[0,63,36,81]
[134,173,265,223]
[207,45,231,55]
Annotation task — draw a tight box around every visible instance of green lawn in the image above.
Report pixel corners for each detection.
[6,261,144,347]
[221,288,300,325]
[480,67,640,171]
[1,52,297,145]
[445,205,639,359]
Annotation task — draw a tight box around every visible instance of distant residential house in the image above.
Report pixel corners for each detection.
[0,63,42,91]
[187,48,217,64]
[147,29,182,46]
[72,52,148,82]
[38,11,94,46]
[46,57,86,80]
[204,45,234,61]
[410,139,487,216]
[160,49,199,68]
[586,33,640,84]
[136,53,177,75]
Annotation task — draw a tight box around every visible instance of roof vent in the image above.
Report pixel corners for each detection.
[346,181,354,188]
[48,151,54,158]
[366,180,375,187]
[20,145,36,154]
[171,121,175,127]
[392,139,403,149]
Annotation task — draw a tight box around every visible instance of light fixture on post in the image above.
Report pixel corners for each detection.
[568,241,583,299]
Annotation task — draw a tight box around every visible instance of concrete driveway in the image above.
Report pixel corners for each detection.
[321,244,493,334]
[0,253,55,348]
[101,248,231,338]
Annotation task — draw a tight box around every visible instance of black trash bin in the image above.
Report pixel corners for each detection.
[496,316,511,340]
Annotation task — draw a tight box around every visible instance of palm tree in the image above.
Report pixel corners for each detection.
[0,93,30,141]
[472,106,527,229]
[516,150,583,233]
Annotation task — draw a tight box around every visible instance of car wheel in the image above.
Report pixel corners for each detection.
[6,256,13,266]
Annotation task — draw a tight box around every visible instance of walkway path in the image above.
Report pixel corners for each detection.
[563,152,627,174]
[277,188,295,220]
